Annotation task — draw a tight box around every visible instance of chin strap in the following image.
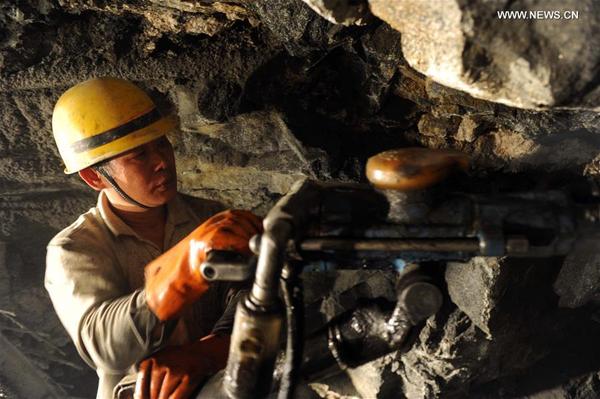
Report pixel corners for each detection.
[95,166,151,209]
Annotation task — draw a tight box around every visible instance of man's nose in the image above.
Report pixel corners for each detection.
[149,146,168,171]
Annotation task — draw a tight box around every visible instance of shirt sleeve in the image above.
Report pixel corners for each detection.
[45,238,174,373]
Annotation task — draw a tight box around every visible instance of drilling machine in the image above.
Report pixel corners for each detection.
[196,147,600,399]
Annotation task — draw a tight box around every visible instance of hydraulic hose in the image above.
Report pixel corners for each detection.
[277,267,304,399]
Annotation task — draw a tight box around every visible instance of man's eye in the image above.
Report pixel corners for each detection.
[133,151,146,159]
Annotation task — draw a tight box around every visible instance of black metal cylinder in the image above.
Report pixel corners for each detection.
[223,296,283,399]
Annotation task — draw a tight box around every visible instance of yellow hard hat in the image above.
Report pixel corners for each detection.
[52,77,176,174]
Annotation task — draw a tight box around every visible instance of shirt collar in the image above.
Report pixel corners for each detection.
[167,194,191,226]
[97,190,190,237]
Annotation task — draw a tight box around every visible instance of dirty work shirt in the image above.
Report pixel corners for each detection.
[45,191,240,399]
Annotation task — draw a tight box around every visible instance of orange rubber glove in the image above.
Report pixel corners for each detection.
[145,209,262,321]
[134,334,230,399]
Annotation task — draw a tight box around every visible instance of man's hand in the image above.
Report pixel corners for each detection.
[134,334,230,399]
[145,210,262,321]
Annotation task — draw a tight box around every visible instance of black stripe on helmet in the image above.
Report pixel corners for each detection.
[70,108,162,153]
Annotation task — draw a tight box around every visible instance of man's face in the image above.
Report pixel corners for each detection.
[102,136,178,208]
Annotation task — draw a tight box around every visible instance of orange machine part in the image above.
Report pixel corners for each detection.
[366,147,469,191]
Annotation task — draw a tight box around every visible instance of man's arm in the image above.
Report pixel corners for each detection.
[134,210,262,399]
[45,239,172,373]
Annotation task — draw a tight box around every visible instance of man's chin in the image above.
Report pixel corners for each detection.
[140,188,177,208]
[152,185,177,205]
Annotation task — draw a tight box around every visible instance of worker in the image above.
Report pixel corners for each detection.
[44,77,261,399]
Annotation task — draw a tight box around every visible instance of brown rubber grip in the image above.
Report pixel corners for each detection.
[366,148,469,191]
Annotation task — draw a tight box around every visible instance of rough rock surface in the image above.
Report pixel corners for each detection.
[369,0,600,110]
[554,234,600,308]
[395,64,600,175]
[301,0,371,26]
[0,1,599,398]
[445,257,503,336]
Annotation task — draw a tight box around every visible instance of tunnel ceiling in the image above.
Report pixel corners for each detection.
[0,0,599,212]
[0,1,599,398]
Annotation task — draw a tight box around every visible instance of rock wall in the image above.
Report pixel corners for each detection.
[369,0,600,110]
[0,1,599,398]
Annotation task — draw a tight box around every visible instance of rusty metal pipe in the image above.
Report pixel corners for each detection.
[250,221,293,307]
[224,179,321,399]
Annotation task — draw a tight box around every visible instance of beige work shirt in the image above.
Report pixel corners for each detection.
[45,191,231,399]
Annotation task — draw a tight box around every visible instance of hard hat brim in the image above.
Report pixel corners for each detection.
[63,114,177,174]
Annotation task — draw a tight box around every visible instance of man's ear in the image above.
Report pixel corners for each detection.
[79,167,107,191]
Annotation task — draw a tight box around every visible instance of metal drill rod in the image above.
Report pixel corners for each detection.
[298,237,480,253]
[296,236,540,256]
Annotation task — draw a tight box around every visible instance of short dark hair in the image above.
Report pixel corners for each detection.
[92,157,114,172]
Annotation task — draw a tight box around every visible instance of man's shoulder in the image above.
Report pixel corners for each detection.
[177,193,225,220]
[48,206,109,249]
